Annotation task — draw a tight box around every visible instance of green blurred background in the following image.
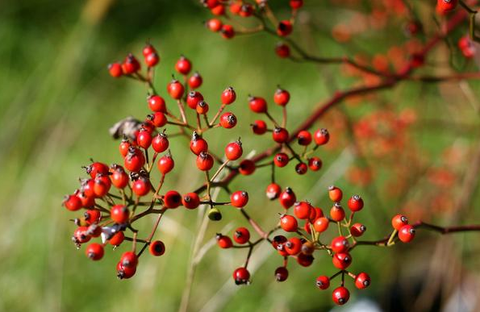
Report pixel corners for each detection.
[1,0,479,311]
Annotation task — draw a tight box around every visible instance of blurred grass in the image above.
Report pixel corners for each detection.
[0,1,479,312]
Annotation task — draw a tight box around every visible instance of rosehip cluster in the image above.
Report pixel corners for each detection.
[216,185,373,306]
[63,43,258,278]
[201,0,303,59]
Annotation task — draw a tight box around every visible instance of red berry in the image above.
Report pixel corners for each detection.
[196,101,209,114]
[163,190,182,208]
[232,267,250,285]
[275,43,291,58]
[111,205,130,224]
[202,0,219,9]
[391,214,408,230]
[124,147,146,172]
[145,52,160,67]
[221,25,235,39]
[143,43,156,57]
[119,139,130,158]
[216,234,233,248]
[73,226,90,244]
[120,251,138,268]
[316,275,330,290]
[330,203,345,222]
[239,4,253,17]
[190,133,208,155]
[295,163,308,175]
[186,91,204,109]
[109,231,125,246]
[279,187,296,209]
[280,214,298,232]
[275,267,289,282]
[157,154,175,174]
[117,262,137,279]
[398,225,415,243]
[314,217,329,233]
[85,243,104,261]
[84,209,101,225]
[225,140,243,161]
[274,88,290,106]
[147,95,166,113]
[273,153,289,167]
[149,240,166,256]
[147,112,167,127]
[136,129,152,149]
[238,159,256,175]
[182,192,200,209]
[167,79,184,100]
[196,152,214,171]
[122,53,141,74]
[211,4,225,15]
[188,72,203,89]
[272,127,289,143]
[229,2,241,14]
[132,176,151,197]
[108,63,123,78]
[331,236,350,253]
[252,120,267,135]
[221,87,236,105]
[85,162,109,178]
[347,195,364,212]
[248,96,268,113]
[64,195,82,211]
[459,36,475,58]
[293,201,312,220]
[277,20,293,37]
[266,183,281,200]
[285,237,302,255]
[219,112,237,129]
[309,207,324,222]
[297,130,312,146]
[308,157,322,171]
[350,223,367,237]
[290,0,303,9]
[332,286,350,305]
[152,133,169,153]
[314,128,330,145]
[436,0,458,15]
[328,185,343,202]
[206,18,223,32]
[332,252,352,270]
[231,191,249,208]
[233,227,250,244]
[175,56,192,75]
[355,272,371,289]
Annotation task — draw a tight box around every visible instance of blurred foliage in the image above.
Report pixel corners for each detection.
[0,0,479,312]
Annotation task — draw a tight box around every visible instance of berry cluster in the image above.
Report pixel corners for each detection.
[63,43,327,281]
[216,185,374,305]
[201,0,302,58]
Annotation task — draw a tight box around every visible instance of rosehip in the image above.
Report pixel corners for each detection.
[252,120,267,134]
[111,205,130,224]
[280,214,298,232]
[149,240,166,256]
[238,159,256,175]
[182,192,200,209]
[316,275,330,290]
[196,152,214,171]
[188,72,203,89]
[314,128,330,145]
[175,56,192,75]
[233,227,250,244]
[221,87,236,105]
[355,272,371,289]
[391,214,408,230]
[332,286,350,305]
[230,191,249,208]
[225,140,243,161]
[167,79,184,100]
[347,195,364,212]
[85,243,104,261]
[216,234,233,248]
[219,112,237,129]
[398,225,415,243]
[248,96,268,113]
[266,183,281,200]
[148,95,166,113]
